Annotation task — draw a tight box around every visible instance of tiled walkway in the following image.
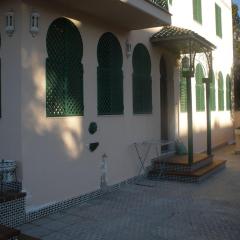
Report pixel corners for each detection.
[19,145,240,240]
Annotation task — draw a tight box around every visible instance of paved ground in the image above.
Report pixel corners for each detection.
[19,145,240,240]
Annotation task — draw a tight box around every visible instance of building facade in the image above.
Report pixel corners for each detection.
[0,0,234,213]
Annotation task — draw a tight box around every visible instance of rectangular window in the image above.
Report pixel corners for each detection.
[215,4,222,38]
[193,0,202,24]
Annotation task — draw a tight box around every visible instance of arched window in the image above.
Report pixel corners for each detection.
[46,18,84,117]
[210,70,216,111]
[97,32,123,115]
[226,74,231,110]
[195,63,205,111]
[132,44,152,114]
[218,72,224,111]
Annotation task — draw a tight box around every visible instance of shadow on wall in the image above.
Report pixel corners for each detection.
[22,49,85,160]
[179,120,234,153]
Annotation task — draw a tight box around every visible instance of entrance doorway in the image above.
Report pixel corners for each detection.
[160,57,168,141]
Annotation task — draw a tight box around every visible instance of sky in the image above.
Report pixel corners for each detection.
[233,0,240,13]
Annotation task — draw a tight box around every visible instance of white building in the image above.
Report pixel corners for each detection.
[0,0,234,217]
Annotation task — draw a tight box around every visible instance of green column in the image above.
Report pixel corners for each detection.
[186,73,193,164]
[206,79,211,155]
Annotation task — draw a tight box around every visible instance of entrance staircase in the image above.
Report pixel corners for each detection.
[148,153,226,183]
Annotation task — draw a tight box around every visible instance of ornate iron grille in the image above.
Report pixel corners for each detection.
[46,18,84,117]
[132,43,152,114]
[97,32,123,115]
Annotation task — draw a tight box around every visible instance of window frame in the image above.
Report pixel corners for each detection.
[195,63,205,112]
[215,3,222,38]
[193,0,202,24]
[132,43,152,115]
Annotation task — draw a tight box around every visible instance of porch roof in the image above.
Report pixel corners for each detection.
[150,26,216,53]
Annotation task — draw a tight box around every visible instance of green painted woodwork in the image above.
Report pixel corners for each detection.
[193,0,202,24]
[195,64,205,112]
[46,18,84,117]
[186,72,194,164]
[180,73,187,112]
[89,142,99,152]
[97,32,123,115]
[209,70,216,111]
[89,122,98,135]
[150,0,169,10]
[215,4,222,38]
[226,74,231,110]
[132,44,152,114]
[218,72,224,111]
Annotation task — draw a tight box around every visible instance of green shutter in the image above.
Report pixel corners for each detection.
[132,44,152,114]
[226,75,231,110]
[97,32,123,115]
[215,4,222,38]
[210,70,216,111]
[218,72,224,111]
[195,64,205,111]
[180,73,187,112]
[46,18,84,117]
[193,0,202,24]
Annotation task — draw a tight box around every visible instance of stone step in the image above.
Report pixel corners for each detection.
[148,159,226,183]
[152,154,213,173]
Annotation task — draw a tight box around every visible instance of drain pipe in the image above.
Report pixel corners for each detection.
[100,153,108,189]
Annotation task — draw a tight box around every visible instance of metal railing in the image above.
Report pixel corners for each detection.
[148,0,169,11]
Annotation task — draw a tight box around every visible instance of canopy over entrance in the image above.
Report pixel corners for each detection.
[150,26,216,164]
[150,26,216,54]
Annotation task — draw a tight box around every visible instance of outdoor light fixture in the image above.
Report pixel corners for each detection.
[5,10,15,37]
[125,38,132,58]
[30,11,40,37]
[181,54,195,78]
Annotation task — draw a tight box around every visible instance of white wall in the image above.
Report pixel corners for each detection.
[0,0,234,210]
[18,1,174,209]
[0,0,22,178]
[170,0,234,151]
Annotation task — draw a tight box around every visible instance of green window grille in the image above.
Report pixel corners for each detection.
[215,4,222,38]
[180,73,187,112]
[46,18,84,117]
[210,70,216,111]
[97,32,123,115]
[193,0,202,24]
[226,74,231,110]
[195,63,205,112]
[132,44,152,114]
[218,72,224,111]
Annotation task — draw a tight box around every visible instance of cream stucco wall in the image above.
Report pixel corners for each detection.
[0,0,22,178]
[15,1,176,210]
[0,0,234,210]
